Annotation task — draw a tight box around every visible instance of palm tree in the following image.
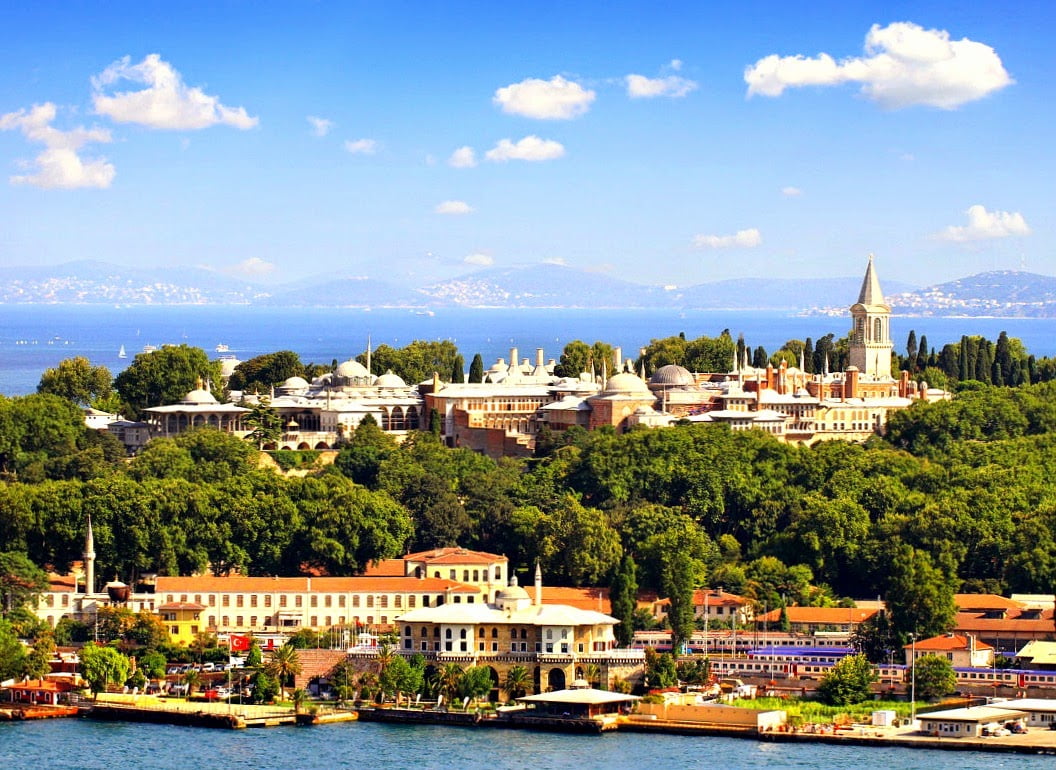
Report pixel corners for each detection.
[433,663,463,705]
[291,687,308,714]
[375,642,395,675]
[265,643,302,702]
[583,663,602,689]
[181,669,201,699]
[502,665,531,700]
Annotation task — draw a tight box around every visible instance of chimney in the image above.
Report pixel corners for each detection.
[510,348,519,369]
[614,347,623,372]
[536,348,544,367]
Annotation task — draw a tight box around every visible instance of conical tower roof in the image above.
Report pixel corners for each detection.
[856,253,887,307]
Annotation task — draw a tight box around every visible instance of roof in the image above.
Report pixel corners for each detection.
[756,607,877,625]
[1015,641,1056,665]
[541,586,611,614]
[157,602,206,611]
[954,608,1055,635]
[397,599,617,627]
[855,254,887,308]
[992,698,1056,713]
[361,559,408,577]
[692,589,747,607]
[4,678,78,693]
[403,548,507,566]
[154,575,479,594]
[918,706,1028,723]
[903,633,993,652]
[47,573,78,592]
[955,594,1024,612]
[517,688,639,705]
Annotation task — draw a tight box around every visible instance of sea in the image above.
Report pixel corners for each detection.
[0,719,1046,770]
[2,304,1056,398]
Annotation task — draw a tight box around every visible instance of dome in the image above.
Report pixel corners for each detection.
[335,359,371,379]
[375,370,407,388]
[181,388,218,405]
[604,371,652,396]
[494,575,532,610]
[281,376,309,389]
[649,364,694,387]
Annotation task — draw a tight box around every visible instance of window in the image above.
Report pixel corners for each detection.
[310,616,317,626]
[463,570,469,582]
[250,616,257,627]
[491,643,498,652]
[325,595,332,608]
[310,596,318,608]
[352,596,360,608]
[445,629,452,639]
[467,596,474,603]
[380,596,388,609]
[236,595,244,607]
[222,595,230,607]
[472,570,479,582]
[454,596,461,604]
[395,596,402,608]
[222,616,229,626]
[264,595,272,608]
[250,595,257,608]
[409,596,416,608]
[367,596,374,608]
[491,628,498,638]
[479,642,485,651]
[459,629,467,640]
[279,595,287,608]
[295,596,302,608]
[449,569,456,580]
[236,616,243,626]
[404,639,412,650]
[338,596,346,608]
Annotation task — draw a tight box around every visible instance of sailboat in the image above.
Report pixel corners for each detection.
[118,345,127,359]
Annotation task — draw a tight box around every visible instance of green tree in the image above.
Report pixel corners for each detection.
[182,668,202,698]
[0,619,27,680]
[379,654,423,705]
[334,416,398,488]
[22,632,55,679]
[245,641,263,668]
[468,354,485,383]
[643,647,677,689]
[139,650,168,682]
[37,356,113,407]
[663,553,697,654]
[228,351,304,394]
[79,644,131,698]
[503,665,531,699]
[250,669,279,703]
[114,344,221,419]
[0,551,48,614]
[266,643,302,701]
[609,554,638,647]
[458,665,494,705]
[434,662,463,702]
[851,611,898,664]
[450,354,466,384]
[913,654,957,700]
[885,544,957,643]
[816,653,877,706]
[555,340,591,378]
[243,398,283,449]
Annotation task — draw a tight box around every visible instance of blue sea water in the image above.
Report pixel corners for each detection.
[1,304,1055,397]
[0,719,1046,770]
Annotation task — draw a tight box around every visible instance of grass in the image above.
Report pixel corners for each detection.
[729,696,921,724]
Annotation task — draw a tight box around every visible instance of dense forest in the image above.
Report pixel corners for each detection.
[2,329,1055,648]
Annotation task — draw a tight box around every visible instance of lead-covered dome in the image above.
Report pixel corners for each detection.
[604,371,652,396]
[649,364,694,387]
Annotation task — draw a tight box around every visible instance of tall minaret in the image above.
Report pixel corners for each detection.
[848,254,892,380]
[83,515,96,595]
[534,562,542,606]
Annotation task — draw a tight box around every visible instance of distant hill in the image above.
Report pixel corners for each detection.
[1,261,1053,316]
[889,271,1056,317]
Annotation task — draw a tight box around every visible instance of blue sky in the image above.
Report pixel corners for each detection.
[0,1,1051,288]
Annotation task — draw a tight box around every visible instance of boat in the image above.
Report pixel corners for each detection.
[142,345,157,354]
[118,345,127,359]
[215,343,230,353]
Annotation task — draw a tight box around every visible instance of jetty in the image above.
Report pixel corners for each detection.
[78,694,355,729]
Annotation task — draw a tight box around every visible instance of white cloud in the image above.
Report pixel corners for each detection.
[344,138,378,155]
[0,103,115,189]
[669,59,683,72]
[464,253,494,266]
[626,74,698,99]
[227,257,277,277]
[692,228,763,249]
[934,204,1031,242]
[435,200,473,215]
[493,75,595,119]
[306,115,333,137]
[744,22,1013,109]
[542,257,567,266]
[448,146,477,168]
[485,136,565,162]
[92,54,258,130]
[781,186,803,197]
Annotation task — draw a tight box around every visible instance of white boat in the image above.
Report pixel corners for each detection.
[215,343,230,352]
[118,345,127,359]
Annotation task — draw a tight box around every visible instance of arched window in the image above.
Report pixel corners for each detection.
[404,625,411,636]
[445,628,452,639]
[459,629,467,639]
[874,318,882,341]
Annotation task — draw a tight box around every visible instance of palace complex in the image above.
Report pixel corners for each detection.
[98,256,947,458]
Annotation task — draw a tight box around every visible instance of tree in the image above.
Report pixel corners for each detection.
[38,356,113,407]
[458,665,494,705]
[555,340,591,378]
[245,641,263,668]
[816,653,876,706]
[139,650,168,682]
[79,644,131,698]
[182,668,202,698]
[663,553,697,655]
[885,544,957,643]
[468,354,485,384]
[227,351,304,394]
[433,662,463,702]
[609,554,638,647]
[243,398,283,449]
[450,354,465,384]
[265,643,302,701]
[292,687,308,713]
[913,654,957,700]
[643,647,677,689]
[114,344,222,419]
[503,665,531,699]
[334,416,398,488]
[22,633,54,680]
[250,669,279,703]
[0,620,27,680]
[0,551,48,615]
[379,654,423,705]
[851,611,898,664]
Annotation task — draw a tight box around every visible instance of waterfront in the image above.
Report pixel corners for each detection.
[0,719,1049,770]
[2,304,1055,396]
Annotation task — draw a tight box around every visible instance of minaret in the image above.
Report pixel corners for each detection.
[366,335,372,375]
[534,562,542,606]
[83,515,96,595]
[848,254,892,380]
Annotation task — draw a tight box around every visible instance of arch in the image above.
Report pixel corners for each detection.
[533,666,541,694]
[873,317,882,341]
[314,441,330,450]
[406,406,419,430]
[547,668,566,691]
[487,667,500,702]
[297,442,311,450]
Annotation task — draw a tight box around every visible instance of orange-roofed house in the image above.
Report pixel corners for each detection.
[364,548,508,602]
[157,602,207,645]
[904,633,994,668]
[3,678,79,706]
[754,606,877,634]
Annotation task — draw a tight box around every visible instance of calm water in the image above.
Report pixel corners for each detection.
[2,304,1055,396]
[0,719,1046,770]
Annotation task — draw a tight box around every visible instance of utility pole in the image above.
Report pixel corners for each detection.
[910,633,917,725]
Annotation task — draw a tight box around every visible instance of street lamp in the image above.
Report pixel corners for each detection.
[910,633,916,724]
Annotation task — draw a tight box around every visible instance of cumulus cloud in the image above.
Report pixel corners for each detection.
[542,256,567,266]
[226,257,277,277]
[0,103,115,189]
[435,200,473,215]
[344,138,378,155]
[493,75,595,119]
[485,136,565,162]
[934,204,1031,242]
[744,22,1013,109]
[626,74,698,99]
[464,253,494,266]
[692,228,763,249]
[306,115,333,137]
[448,146,477,168]
[91,54,258,130]
[670,59,683,71]
[781,186,803,197]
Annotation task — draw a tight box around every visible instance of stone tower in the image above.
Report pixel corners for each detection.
[83,515,96,595]
[848,254,892,380]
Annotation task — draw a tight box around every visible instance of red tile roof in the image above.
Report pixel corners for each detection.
[5,679,78,693]
[954,594,1024,612]
[47,573,78,592]
[756,607,877,624]
[903,633,993,652]
[954,609,1056,636]
[403,548,507,565]
[541,586,611,614]
[157,602,206,611]
[361,559,408,577]
[692,589,747,607]
[154,575,479,594]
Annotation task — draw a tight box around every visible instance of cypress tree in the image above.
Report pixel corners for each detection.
[959,336,970,381]
[610,555,638,648]
[468,353,484,383]
[752,346,768,368]
[450,354,465,383]
[803,338,814,373]
[906,330,917,363]
[916,334,929,372]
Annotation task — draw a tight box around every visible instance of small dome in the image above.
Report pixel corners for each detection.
[649,364,694,387]
[336,359,371,379]
[496,583,531,603]
[281,376,309,389]
[375,370,407,388]
[604,372,652,396]
[181,388,217,404]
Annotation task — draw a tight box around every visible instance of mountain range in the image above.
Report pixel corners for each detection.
[1,261,1054,317]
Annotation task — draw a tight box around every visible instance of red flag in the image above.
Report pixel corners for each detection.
[229,634,250,652]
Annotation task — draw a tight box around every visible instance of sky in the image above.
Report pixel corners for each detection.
[0,1,1052,289]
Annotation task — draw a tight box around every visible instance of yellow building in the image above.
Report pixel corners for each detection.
[157,601,207,645]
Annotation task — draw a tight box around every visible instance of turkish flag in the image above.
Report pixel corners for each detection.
[229,634,251,652]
